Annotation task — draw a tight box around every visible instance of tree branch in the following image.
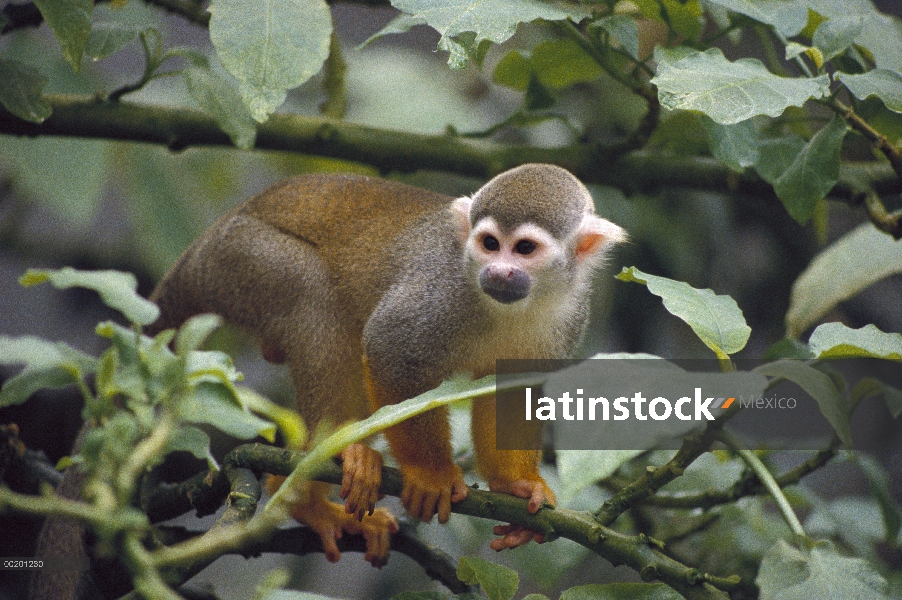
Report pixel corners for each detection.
[2,95,899,200]
[157,523,479,595]
[140,443,735,600]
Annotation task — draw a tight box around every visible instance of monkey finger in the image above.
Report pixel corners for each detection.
[451,479,469,503]
[314,526,342,563]
[489,524,536,551]
[418,487,441,522]
[437,488,452,524]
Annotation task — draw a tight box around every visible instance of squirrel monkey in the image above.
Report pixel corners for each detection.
[148,163,625,563]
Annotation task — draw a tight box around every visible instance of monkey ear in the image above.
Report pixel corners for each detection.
[452,197,473,240]
[574,215,627,263]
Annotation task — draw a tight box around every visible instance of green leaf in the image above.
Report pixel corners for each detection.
[358,13,426,50]
[175,314,224,355]
[0,336,97,407]
[703,0,809,37]
[530,39,602,90]
[524,75,555,111]
[808,323,902,360]
[785,223,902,337]
[653,45,699,67]
[837,69,902,114]
[769,116,848,225]
[592,15,640,60]
[21,267,160,326]
[805,0,902,72]
[545,358,767,450]
[493,50,531,91]
[0,59,52,123]
[560,583,684,600]
[184,64,257,149]
[763,338,814,361]
[651,48,830,125]
[616,266,751,359]
[754,134,807,185]
[236,386,307,450]
[32,0,93,71]
[85,22,139,60]
[180,382,276,442]
[812,16,863,62]
[756,540,890,600]
[167,425,217,470]
[390,0,590,69]
[660,0,703,42]
[856,455,902,543]
[785,42,824,70]
[557,450,642,501]
[185,350,243,387]
[701,116,760,172]
[457,557,518,600]
[851,378,902,418]
[208,0,332,122]
[754,360,851,447]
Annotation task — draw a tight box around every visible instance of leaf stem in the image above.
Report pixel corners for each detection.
[715,431,806,537]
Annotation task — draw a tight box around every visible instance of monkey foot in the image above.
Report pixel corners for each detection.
[339,442,383,520]
[488,477,556,550]
[294,497,399,567]
[400,463,468,523]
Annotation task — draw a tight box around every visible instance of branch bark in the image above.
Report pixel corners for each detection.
[2,95,899,200]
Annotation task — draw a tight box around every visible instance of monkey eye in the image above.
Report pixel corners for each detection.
[515,239,537,255]
[482,235,500,251]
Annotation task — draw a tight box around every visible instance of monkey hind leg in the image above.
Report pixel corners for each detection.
[266,478,398,566]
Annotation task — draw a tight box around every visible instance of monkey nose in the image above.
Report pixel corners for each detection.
[479,266,530,304]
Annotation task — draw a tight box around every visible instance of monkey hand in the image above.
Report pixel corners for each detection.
[399,463,468,523]
[487,477,556,551]
[339,443,384,520]
[294,495,399,567]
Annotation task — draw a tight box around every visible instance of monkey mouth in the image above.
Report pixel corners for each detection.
[480,281,530,304]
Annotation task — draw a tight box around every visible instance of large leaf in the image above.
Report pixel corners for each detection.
[180,382,277,442]
[184,64,257,149]
[806,0,902,72]
[812,16,863,62]
[543,357,767,450]
[785,224,902,338]
[32,0,93,71]
[769,116,848,225]
[754,360,851,447]
[530,39,602,90]
[616,266,751,359]
[702,116,760,172]
[85,22,140,60]
[457,557,518,600]
[209,0,332,122]
[389,0,590,69]
[703,0,809,37]
[0,59,52,123]
[557,450,642,501]
[808,323,902,360]
[0,336,98,407]
[756,540,890,600]
[591,15,640,60]
[651,48,830,125]
[837,70,902,114]
[20,267,160,326]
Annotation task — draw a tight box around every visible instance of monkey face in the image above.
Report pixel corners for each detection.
[466,218,564,305]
